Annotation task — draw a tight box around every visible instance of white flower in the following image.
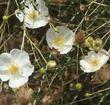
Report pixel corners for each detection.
[80,49,109,73]
[46,26,75,54]
[15,0,50,29]
[0,49,34,88]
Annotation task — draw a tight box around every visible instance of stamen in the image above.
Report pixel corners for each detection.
[28,9,39,21]
[54,36,64,46]
[9,65,19,74]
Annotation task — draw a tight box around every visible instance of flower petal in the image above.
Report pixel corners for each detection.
[0,72,11,81]
[98,49,109,66]
[0,53,13,81]
[57,26,75,46]
[36,0,49,16]
[59,45,72,54]
[10,49,30,65]
[80,60,94,73]
[22,0,33,8]
[15,9,24,22]
[9,75,28,88]
[46,27,56,48]
[0,53,13,70]
[21,63,34,77]
[25,16,49,28]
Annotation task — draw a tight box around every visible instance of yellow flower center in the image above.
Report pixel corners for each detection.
[28,9,39,21]
[54,35,64,46]
[89,58,100,67]
[9,65,19,74]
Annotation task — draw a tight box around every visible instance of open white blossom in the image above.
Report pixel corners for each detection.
[15,0,50,29]
[46,26,75,54]
[0,49,34,88]
[80,49,109,73]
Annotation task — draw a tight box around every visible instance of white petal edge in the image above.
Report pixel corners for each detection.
[0,72,11,81]
[80,60,97,73]
[0,53,13,67]
[21,63,34,77]
[59,45,73,54]
[15,9,24,22]
[9,75,28,88]
[10,49,30,65]
[98,49,109,66]
[25,17,49,29]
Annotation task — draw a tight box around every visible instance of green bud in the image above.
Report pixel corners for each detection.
[39,67,46,74]
[85,36,94,48]
[75,83,82,91]
[2,15,9,21]
[47,60,56,68]
[93,38,102,52]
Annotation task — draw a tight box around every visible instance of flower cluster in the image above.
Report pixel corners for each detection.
[0,0,109,90]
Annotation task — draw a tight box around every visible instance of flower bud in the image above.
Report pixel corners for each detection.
[75,83,82,91]
[75,31,85,45]
[2,15,9,21]
[84,15,90,21]
[85,36,94,48]
[80,3,86,11]
[93,38,102,52]
[39,67,46,74]
[47,60,56,68]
